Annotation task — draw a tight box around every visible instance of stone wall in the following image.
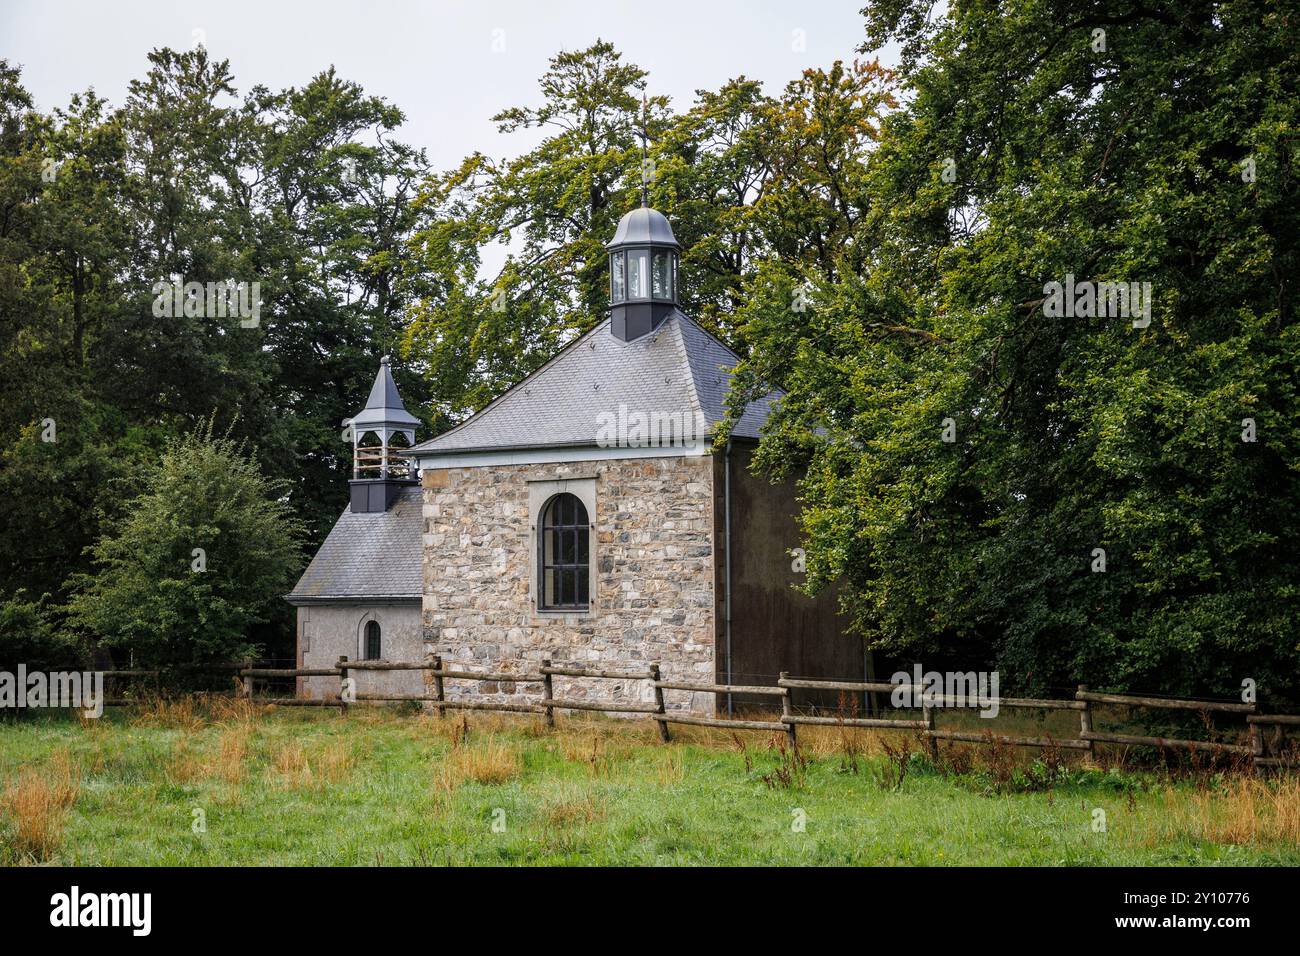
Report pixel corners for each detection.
[421,455,717,713]
[296,602,423,700]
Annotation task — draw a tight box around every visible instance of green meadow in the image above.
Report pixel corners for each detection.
[2,703,1296,866]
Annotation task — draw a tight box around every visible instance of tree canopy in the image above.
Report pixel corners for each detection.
[0,48,430,663]
[726,0,1300,700]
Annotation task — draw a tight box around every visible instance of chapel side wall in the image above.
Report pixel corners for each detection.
[296,603,423,700]
[721,443,866,711]
[421,455,717,714]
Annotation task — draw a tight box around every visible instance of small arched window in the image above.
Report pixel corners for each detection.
[539,493,589,611]
[364,620,381,660]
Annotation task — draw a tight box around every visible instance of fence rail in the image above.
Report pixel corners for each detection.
[89,656,1299,768]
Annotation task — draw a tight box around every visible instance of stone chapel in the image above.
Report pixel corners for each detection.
[288,204,867,713]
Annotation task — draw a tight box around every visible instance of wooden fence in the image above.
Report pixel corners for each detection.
[98,657,1298,768]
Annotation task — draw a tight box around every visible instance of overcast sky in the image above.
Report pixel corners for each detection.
[4,0,880,172]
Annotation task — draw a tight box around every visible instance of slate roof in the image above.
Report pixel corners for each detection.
[350,356,421,431]
[285,486,423,604]
[408,312,777,457]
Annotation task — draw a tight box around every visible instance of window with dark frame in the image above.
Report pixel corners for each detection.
[364,620,381,660]
[539,493,590,611]
[652,249,672,299]
[627,249,649,299]
[610,250,625,303]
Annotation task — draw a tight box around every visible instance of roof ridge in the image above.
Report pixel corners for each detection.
[666,313,707,429]
[676,309,744,364]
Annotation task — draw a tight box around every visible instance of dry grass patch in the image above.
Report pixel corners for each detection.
[559,733,598,764]
[793,723,880,764]
[213,724,251,786]
[558,731,637,776]
[163,723,252,788]
[416,712,473,743]
[1,749,81,862]
[434,736,521,792]
[124,692,264,730]
[209,694,261,724]
[75,715,111,774]
[130,694,207,732]
[315,741,353,785]
[269,738,354,790]
[653,750,684,787]
[165,738,205,785]
[542,790,605,829]
[1149,775,1300,847]
[411,711,522,745]
[537,788,607,855]
[559,735,593,772]
[271,740,311,787]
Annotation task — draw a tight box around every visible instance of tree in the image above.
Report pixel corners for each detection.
[0,62,146,626]
[0,590,84,674]
[66,425,303,669]
[401,40,658,415]
[0,51,432,660]
[398,42,893,418]
[251,64,434,542]
[728,0,1300,701]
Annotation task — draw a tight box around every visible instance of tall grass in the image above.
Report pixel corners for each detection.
[1149,776,1300,846]
[270,740,353,789]
[434,735,521,792]
[1,749,81,862]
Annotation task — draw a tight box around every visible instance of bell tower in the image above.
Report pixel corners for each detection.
[343,355,420,513]
[606,204,680,342]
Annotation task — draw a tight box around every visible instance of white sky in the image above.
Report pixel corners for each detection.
[4,0,879,171]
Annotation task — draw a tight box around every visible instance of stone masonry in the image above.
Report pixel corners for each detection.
[421,455,717,714]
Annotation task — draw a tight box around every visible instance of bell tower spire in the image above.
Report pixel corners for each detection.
[343,355,421,513]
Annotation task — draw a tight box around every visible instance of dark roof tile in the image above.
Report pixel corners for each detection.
[286,486,422,603]
[408,313,778,456]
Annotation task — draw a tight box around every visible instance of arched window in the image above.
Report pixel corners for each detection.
[364,620,381,660]
[539,493,589,610]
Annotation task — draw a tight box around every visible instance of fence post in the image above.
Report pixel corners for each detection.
[779,671,798,750]
[1077,684,1093,758]
[541,658,555,729]
[337,656,349,716]
[241,658,254,701]
[922,703,938,760]
[650,662,670,742]
[432,654,446,719]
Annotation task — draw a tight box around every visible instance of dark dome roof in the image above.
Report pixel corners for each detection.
[606,206,679,249]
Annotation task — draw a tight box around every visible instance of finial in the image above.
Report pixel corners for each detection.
[639,92,649,208]
[380,355,391,366]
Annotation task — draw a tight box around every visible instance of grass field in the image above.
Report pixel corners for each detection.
[2,701,1297,866]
